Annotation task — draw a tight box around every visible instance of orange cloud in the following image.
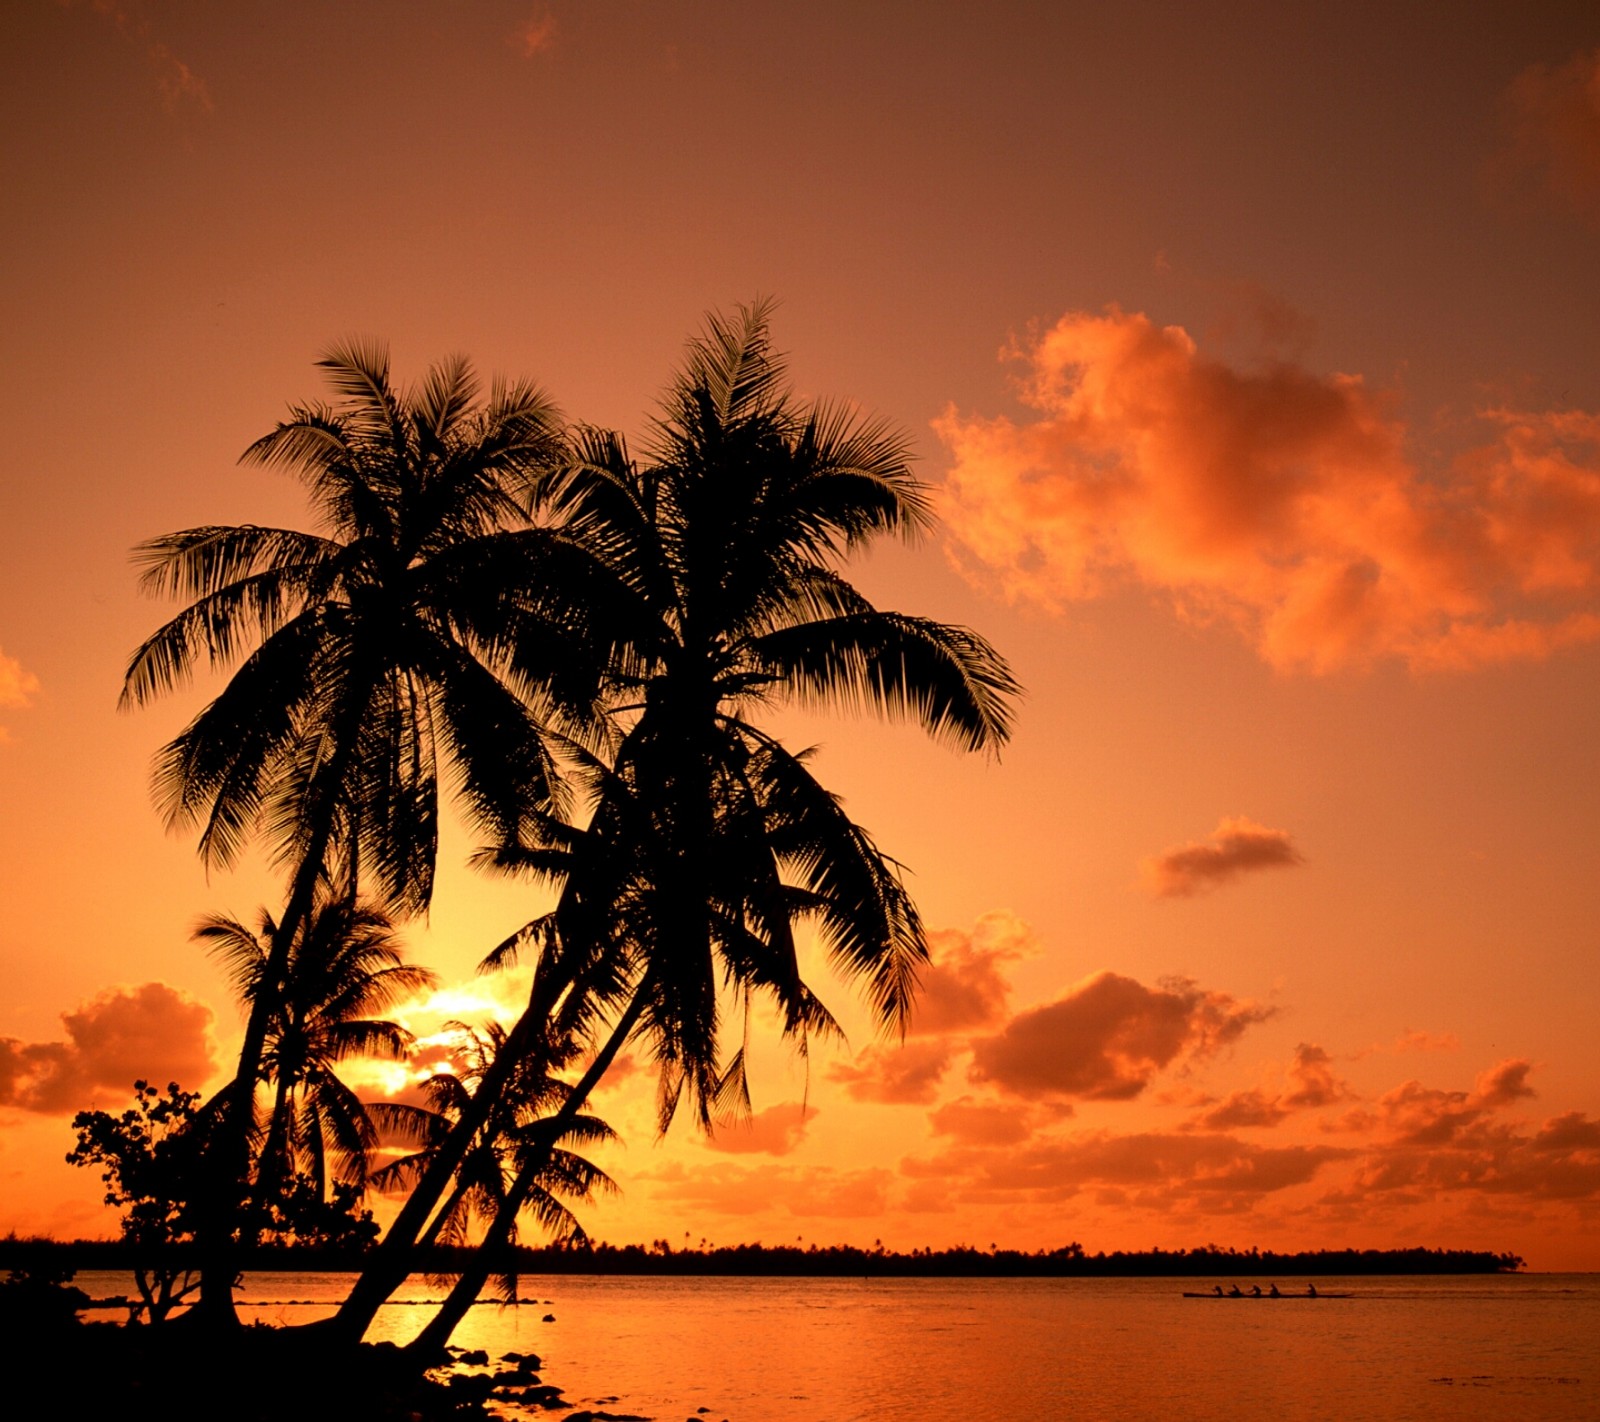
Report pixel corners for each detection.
[828,1039,953,1105]
[909,911,1035,1036]
[513,7,559,57]
[1342,1056,1538,1148]
[968,971,1273,1101]
[705,1102,818,1157]
[1340,1061,1600,1205]
[1142,816,1304,898]
[0,646,39,744]
[1393,1028,1461,1054]
[927,1096,1056,1147]
[644,1161,893,1220]
[1196,1089,1288,1131]
[827,913,1038,1104]
[902,1131,1349,1208]
[936,309,1600,672]
[1284,1043,1347,1109]
[1495,47,1600,223]
[1193,1043,1350,1130]
[0,983,216,1113]
[62,0,212,112]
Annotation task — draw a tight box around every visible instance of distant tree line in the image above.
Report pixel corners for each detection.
[1,1235,1524,1278]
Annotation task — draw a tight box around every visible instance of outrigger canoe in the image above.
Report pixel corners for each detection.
[1181,1291,1352,1299]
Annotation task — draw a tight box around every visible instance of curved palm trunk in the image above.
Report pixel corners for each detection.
[246,1068,297,1239]
[404,988,646,1357]
[417,1173,477,1251]
[322,995,543,1340]
[324,924,604,1342]
[189,852,323,1323]
[192,687,370,1326]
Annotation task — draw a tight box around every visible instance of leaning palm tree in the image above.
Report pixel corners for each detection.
[120,345,609,1320]
[345,301,1021,1349]
[196,892,437,1222]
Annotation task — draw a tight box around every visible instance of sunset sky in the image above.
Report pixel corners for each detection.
[4,1,1600,1268]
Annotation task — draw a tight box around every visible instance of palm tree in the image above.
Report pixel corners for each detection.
[195,892,436,1224]
[369,1020,617,1265]
[363,301,1020,1350]
[121,344,605,1319]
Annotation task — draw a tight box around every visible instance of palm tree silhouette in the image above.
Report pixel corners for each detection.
[195,891,436,1226]
[121,344,597,1319]
[380,302,1019,1350]
[369,1020,616,1277]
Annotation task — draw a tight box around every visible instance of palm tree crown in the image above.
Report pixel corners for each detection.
[197,893,436,1205]
[370,1020,616,1255]
[505,300,1021,1127]
[121,343,601,1316]
[122,342,595,915]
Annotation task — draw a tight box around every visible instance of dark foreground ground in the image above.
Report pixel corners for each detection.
[0,1290,636,1422]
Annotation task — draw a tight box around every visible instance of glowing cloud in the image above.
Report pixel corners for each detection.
[0,646,39,744]
[909,911,1036,1036]
[62,0,212,112]
[1335,1061,1600,1205]
[1393,1029,1461,1054]
[1496,47,1600,222]
[928,1096,1059,1147]
[1142,816,1305,899]
[0,983,216,1113]
[937,309,1600,672]
[828,1039,954,1105]
[1341,1056,1538,1147]
[968,971,1273,1101]
[828,913,1037,1103]
[902,1131,1349,1206]
[644,1161,893,1219]
[705,1102,818,1157]
[1193,1043,1350,1130]
[513,7,560,57]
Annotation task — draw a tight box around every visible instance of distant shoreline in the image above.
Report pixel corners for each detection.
[1,1237,1525,1276]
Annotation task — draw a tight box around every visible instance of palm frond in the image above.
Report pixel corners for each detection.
[748,611,1018,754]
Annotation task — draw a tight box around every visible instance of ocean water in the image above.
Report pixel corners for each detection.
[76,1271,1600,1421]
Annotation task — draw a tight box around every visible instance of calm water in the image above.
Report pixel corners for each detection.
[77,1271,1600,1421]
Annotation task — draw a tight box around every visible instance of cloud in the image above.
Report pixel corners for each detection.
[1283,1043,1348,1109]
[512,7,560,57]
[1530,1112,1600,1153]
[643,1161,893,1219]
[705,1102,817,1157]
[0,647,39,744]
[1393,1028,1461,1054]
[62,0,212,113]
[909,912,1036,1036]
[927,1096,1065,1147]
[902,1131,1349,1208]
[1340,1061,1600,1205]
[1472,1057,1537,1109]
[0,648,37,709]
[936,308,1600,673]
[968,971,1273,1101]
[828,1039,954,1105]
[1142,817,1305,899]
[1192,1043,1350,1130]
[1344,1056,1538,1148]
[1195,1089,1289,1131]
[1494,47,1600,223]
[0,984,216,1113]
[827,913,1037,1104]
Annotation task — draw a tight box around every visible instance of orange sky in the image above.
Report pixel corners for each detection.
[3,1,1600,1267]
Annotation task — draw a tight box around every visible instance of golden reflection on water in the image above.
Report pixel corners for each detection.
[79,1272,1600,1421]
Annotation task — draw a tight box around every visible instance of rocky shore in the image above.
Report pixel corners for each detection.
[0,1296,648,1422]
